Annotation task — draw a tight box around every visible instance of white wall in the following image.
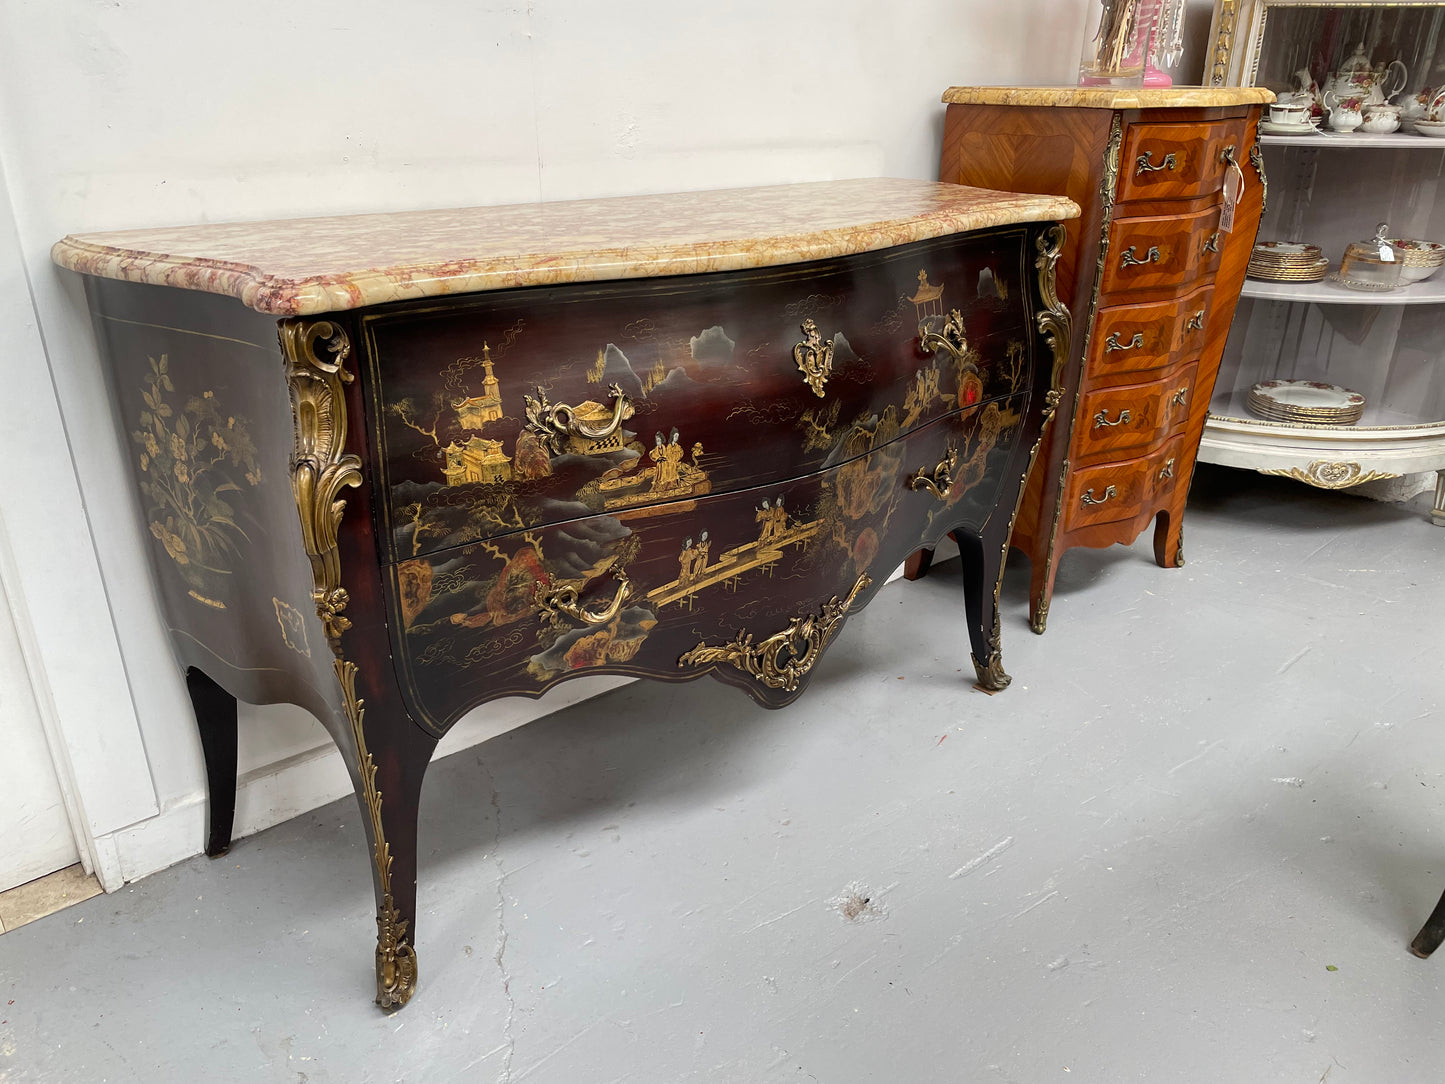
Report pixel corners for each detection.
[0,0,1093,886]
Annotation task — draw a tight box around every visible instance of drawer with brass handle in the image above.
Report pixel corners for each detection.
[1075,363,1199,458]
[1100,206,1223,297]
[1067,437,1187,529]
[1066,458,1146,528]
[391,388,1035,728]
[1116,119,1250,204]
[1089,284,1214,378]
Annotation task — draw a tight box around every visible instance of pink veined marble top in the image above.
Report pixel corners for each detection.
[51,178,1080,316]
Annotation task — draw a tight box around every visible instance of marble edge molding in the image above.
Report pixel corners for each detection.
[50,181,1080,317]
[941,85,1276,109]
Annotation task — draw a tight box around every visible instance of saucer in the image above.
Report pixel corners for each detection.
[1414,120,1445,138]
[1261,120,1318,135]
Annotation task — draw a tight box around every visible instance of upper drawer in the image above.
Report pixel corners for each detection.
[1074,362,1197,459]
[361,230,1036,562]
[1117,120,1248,204]
[1090,284,1213,379]
[1100,206,1222,297]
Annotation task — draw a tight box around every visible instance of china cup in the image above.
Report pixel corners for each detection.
[1269,102,1309,127]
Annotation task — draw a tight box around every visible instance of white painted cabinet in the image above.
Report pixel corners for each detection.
[1202,0,1445,521]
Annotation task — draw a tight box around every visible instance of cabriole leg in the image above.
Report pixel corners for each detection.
[1027,543,1058,636]
[333,657,438,1011]
[903,546,935,581]
[1153,507,1184,568]
[954,529,1010,691]
[368,733,434,1010]
[1411,886,1445,958]
[185,667,238,858]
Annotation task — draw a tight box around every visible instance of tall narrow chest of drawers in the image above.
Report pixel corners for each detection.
[922,87,1271,631]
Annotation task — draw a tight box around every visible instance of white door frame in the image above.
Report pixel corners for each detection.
[0,163,157,893]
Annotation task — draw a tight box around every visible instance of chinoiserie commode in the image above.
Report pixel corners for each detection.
[911,87,1271,631]
[53,179,1079,1007]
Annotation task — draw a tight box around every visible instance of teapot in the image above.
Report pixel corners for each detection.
[1326,44,1407,105]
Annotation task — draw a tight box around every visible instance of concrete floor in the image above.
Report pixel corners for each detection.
[2,464,1443,1083]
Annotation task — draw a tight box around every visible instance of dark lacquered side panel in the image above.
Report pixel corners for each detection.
[84,277,343,721]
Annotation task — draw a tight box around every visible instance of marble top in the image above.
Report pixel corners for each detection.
[51,179,1080,317]
[942,86,1275,109]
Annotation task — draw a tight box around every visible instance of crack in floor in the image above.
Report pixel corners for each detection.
[486,762,518,1084]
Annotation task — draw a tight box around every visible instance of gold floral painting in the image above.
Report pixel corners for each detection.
[132,354,262,608]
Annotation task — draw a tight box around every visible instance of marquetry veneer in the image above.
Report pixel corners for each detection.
[909,86,1271,631]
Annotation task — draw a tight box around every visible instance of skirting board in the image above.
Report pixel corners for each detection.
[94,561,923,888]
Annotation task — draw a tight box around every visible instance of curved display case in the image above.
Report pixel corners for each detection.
[1203,0,1445,523]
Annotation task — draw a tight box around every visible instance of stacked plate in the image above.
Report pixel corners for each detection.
[1246,380,1366,426]
[1248,241,1329,283]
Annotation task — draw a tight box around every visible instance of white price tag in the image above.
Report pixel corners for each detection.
[1220,159,1245,233]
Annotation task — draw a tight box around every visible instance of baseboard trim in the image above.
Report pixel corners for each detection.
[98,672,638,886]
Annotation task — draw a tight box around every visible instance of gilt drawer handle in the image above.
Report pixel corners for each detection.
[1120,246,1161,269]
[1185,309,1206,333]
[1172,387,1189,408]
[678,573,871,693]
[1093,408,1132,429]
[1135,151,1178,175]
[1204,232,1221,254]
[908,444,959,501]
[793,318,837,398]
[918,308,970,366]
[1105,332,1145,353]
[1081,485,1118,506]
[1159,458,1176,480]
[1220,144,1238,168]
[537,568,632,630]
[523,382,634,457]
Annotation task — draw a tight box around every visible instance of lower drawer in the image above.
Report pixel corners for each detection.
[385,395,1029,727]
[1074,363,1197,458]
[1066,436,1184,529]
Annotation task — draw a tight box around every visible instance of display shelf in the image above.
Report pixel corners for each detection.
[1241,276,1445,305]
[1203,0,1445,524]
[1201,388,1445,499]
[1260,131,1445,149]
